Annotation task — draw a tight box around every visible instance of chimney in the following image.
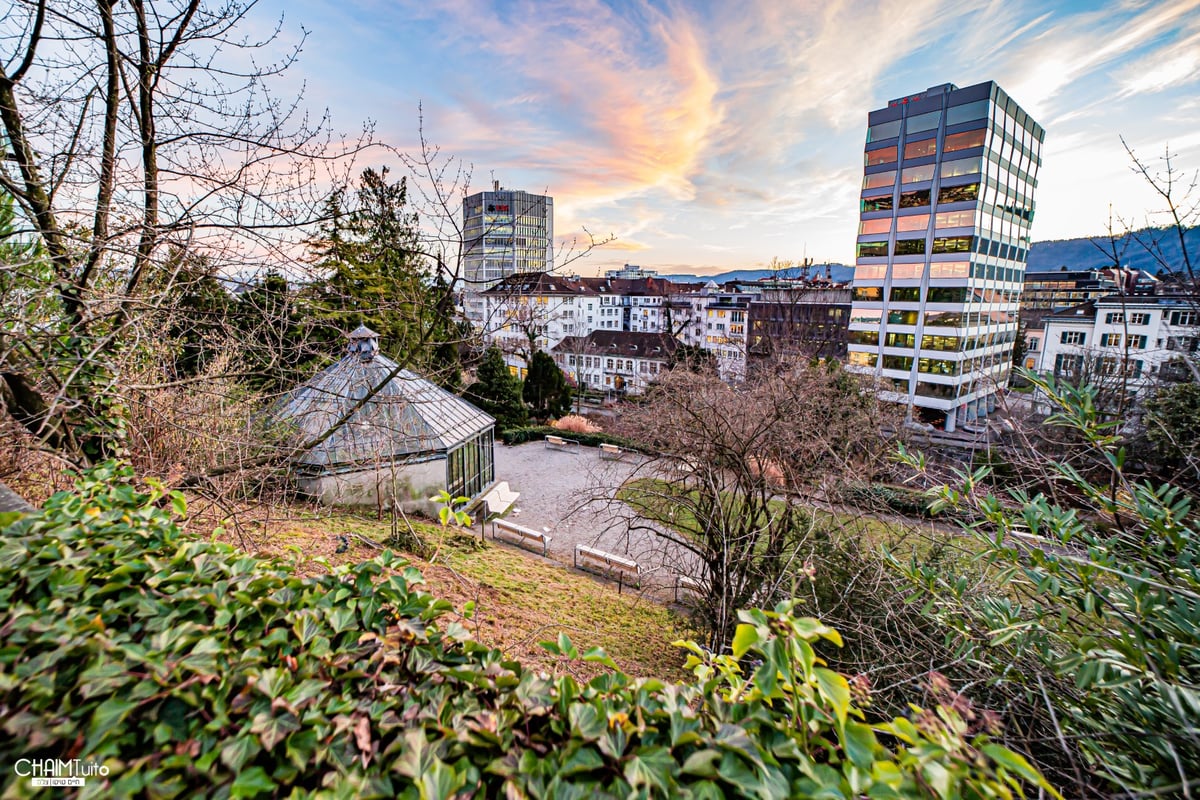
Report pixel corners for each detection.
[493,179,500,192]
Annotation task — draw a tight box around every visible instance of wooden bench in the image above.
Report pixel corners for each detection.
[545,434,580,452]
[598,442,625,460]
[493,519,550,556]
[673,574,704,603]
[574,544,640,590]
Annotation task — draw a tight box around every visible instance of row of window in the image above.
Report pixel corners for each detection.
[863,156,982,190]
[864,128,988,167]
[1054,354,1144,379]
[858,209,975,236]
[856,235,976,258]
[854,261,1026,284]
[850,328,1017,351]
[862,182,979,213]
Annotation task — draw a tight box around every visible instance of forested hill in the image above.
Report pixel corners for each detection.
[661,225,1199,283]
[1025,225,1199,273]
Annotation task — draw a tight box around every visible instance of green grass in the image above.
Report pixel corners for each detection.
[252,509,691,680]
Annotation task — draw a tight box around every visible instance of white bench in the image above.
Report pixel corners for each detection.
[479,481,520,517]
[598,442,625,460]
[673,574,704,603]
[545,434,580,452]
[574,544,640,589]
[493,519,550,556]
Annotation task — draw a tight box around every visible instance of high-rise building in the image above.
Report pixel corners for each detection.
[461,183,554,323]
[846,81,1044,431]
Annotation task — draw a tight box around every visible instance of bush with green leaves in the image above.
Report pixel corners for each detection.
[0,463,1055,798]
[894,372,1200,796]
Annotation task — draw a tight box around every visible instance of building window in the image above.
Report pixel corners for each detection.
[859,218,892,235]
[1129,335,1148,349]
[867,119,901,142]
[894,238,926,255]
[896,214,929,232]
[944,129,986,153]
[861,194,893,213]
[890,287,921,302]
[1169,310,1198,326]
[904,138,936,159]
[931,236,974,254]
[864,170,896,190]
[1100,333,1122,347]
[865,146,897,166]
[1105,312,1124,324]
[852,286,884,302]
[857,241,888,258]
[882,355,913,371]
[1129,313,1150,325]
[1054,354,1083,376]
[899,189,931,208]
[848,351,876,367]
[937,183,978,204]
[940,157,981,179]
[901,164,935,184]
[934,210,974,229]
[1060,331,1086,345]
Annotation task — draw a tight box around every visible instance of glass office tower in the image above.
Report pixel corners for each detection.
[846,81,1044,431]
[462,184,554,289]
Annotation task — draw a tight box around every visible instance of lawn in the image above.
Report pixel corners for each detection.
[214,506,691,681]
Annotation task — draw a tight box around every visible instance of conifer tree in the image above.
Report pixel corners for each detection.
[466,347,528,430]
[523,350,571,420]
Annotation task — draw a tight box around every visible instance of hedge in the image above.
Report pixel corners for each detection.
[0,463,1056,798]
[500,425,645,453]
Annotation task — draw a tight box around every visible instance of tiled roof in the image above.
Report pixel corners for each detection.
[550,330,679,358]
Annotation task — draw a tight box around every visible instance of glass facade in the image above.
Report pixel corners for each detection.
[848,81,1044,431]
[463,189,554,289]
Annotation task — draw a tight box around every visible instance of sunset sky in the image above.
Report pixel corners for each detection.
[260,0,1200,275]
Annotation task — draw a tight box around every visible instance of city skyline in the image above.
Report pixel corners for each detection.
[259,0,1200,274]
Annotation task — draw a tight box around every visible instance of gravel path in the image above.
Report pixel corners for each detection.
[492,441,699,589]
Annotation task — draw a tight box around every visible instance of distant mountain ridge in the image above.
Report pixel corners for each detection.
[660,225,1199,284]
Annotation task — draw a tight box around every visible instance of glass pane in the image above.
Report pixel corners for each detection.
[946,99,989,126]
[867,119,902,142]
[902,164,936,183]
[906,110,941,133]
[865,146,897,166]
[904,138,937,159]
[864,170,896,189]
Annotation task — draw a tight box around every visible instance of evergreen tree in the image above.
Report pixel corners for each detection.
[523,350,571,420]
[233,270,314,394]
[307,168,431,362]
[466,347,528,430]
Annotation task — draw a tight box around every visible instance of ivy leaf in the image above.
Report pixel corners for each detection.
[230,766,276,798]
[814,668,851,726]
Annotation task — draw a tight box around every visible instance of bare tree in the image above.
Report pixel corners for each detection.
[0,0,374,466]
[615,364,900,648]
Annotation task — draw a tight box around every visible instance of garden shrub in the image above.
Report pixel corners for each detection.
[500,425,644,452]
[0,463,1055,798]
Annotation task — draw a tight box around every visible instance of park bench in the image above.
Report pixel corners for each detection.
[545,434,580,452]
[673,574,704,603]
[493,519,551,557]
[598,442,625,460]
[574,544,640,590]
[478,481,520,517]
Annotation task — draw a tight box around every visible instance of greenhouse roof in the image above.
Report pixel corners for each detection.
[271,327,494,470]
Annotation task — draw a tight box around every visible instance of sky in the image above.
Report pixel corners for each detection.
[256,0,1200,275]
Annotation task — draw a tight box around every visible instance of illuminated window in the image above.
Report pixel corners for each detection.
[890,287,921,302]
[944,129,986,152]
[902,164,935,183]
[894,238,926,255]
[853,286,884,302]
[865,146,897,166]
[859,218,892,235]
[934,210,974,229]
[940,157,981,179]
[932,236,974,254]
[848,351,876,367]
[864,170,896,189]
[904,138,937,159]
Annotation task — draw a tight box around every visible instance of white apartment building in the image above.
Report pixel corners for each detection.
[1037,295,1200,397]
[551,331,678,396]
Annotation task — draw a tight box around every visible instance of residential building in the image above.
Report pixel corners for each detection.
[462,183,554,323]
[748,286,851,365]
[551,330,678,395]
[847,81,1044,431]
[1037,295,1200,400]
[478,272,597,376]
